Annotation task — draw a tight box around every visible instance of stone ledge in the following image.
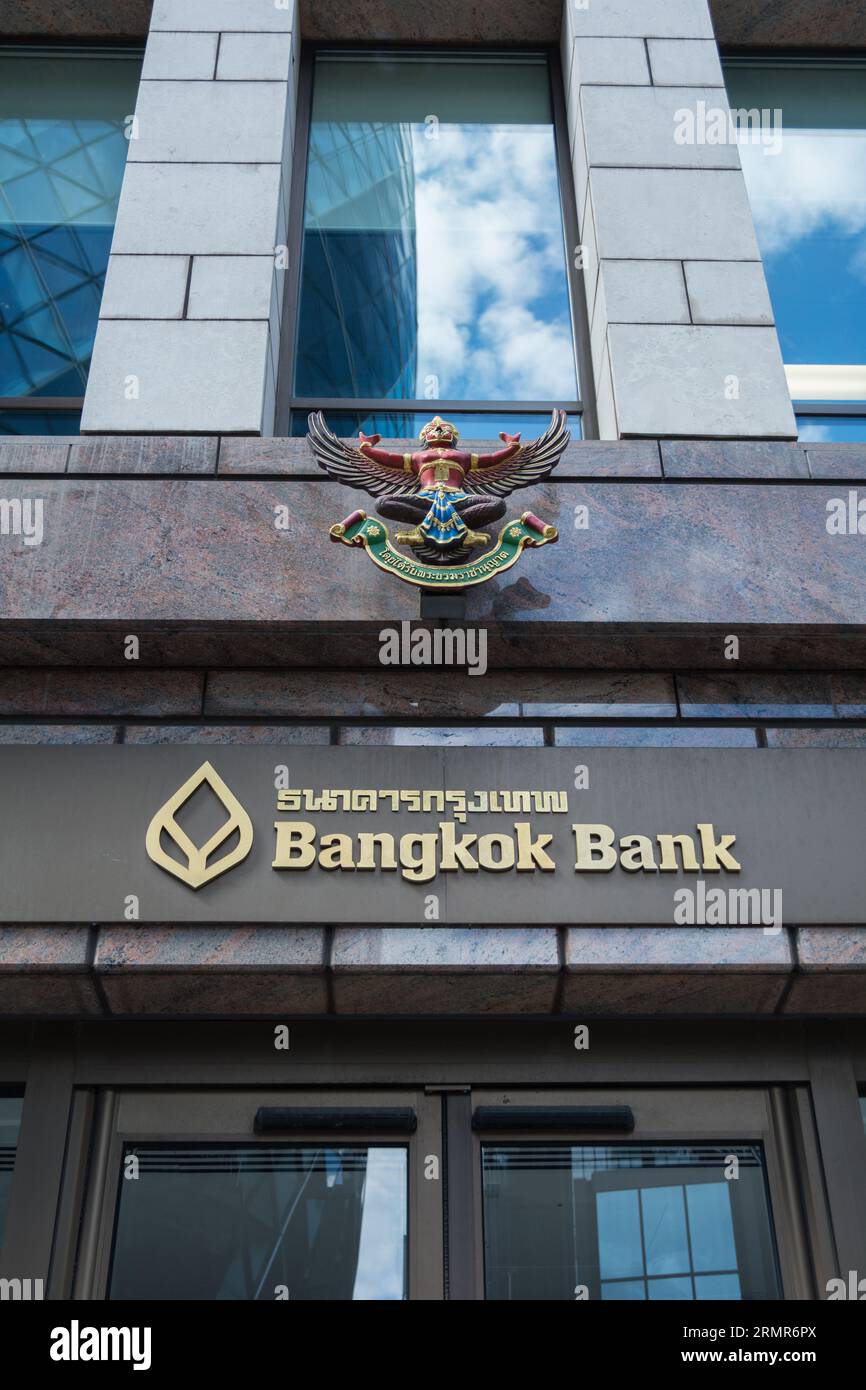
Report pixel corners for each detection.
[69,437,218,476]
[0,481,862,634]
[3,0,864,49]
[0,723,863,750]
[94,973,328,1016]
[205,669,676,719]
[0,0,152,39]
[661,441,808,480]
[93,924,328,1015]
[122,724,331,745]
[806,445,866,481]
[0,725,118,744]
[0,670,203,717]
[563,926,791,1014]
[0,926,101,1016]
[0,723,335,746]
[300,0,561,42]
[676,673,836,720]
[711,0,866,48]
[562,972,788,1015]
[783,927,866,1011]
[332,926,560,1014]
[218,438,663,478]
[7,438,864,483]
[1,926,865,1019]
[2,623,866,672]
[0,439,69,474]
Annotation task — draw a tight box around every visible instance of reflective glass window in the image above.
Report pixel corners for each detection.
[0,48,141,402]
[0,409,81,435]
[723,59,866,419]
[109,1144,408,1300]
[482,1143,781,1301]
[291,409,582,439]
[796,413,866,443]
[294,52,578,406]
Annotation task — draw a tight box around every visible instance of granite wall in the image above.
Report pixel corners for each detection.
[4,1,864,48]
[0,438,864,668]
[0,508,864,1020]
[3,919,866,1019]
[2,1,866,1021]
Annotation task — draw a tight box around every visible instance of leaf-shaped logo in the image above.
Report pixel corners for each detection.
[145,761,253,889]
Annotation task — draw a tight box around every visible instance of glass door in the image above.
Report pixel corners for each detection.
[77,1088,443,1301]
[67,1083,823,1300]
[468,1088,813,1301]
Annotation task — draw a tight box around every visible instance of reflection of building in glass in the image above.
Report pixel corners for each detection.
[0,109,130,399]
[0,223,114,397]
[296,119,418,428]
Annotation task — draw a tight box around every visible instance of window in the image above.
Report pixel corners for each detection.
[723,58,866,442]
[0,47,142,436]
[283,49,587,438]
[108,1144,408,1301]
[482,1144,781,1301]
[0,1095,23,1249]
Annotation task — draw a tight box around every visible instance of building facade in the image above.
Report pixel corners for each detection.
[0,0,865,1303]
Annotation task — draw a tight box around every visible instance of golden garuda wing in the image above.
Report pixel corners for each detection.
[460,409,571,498]
[306,411,418,497]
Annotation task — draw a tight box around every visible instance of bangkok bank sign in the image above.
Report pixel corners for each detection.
[145,761,741,890]
[0,746,863,926]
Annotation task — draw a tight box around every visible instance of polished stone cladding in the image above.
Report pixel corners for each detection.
[79,0,300,436]
[2,0,866,1023]
[0,429,864,1017]
[2,0,865,47]
[2,917,865,1020]
[1,437,865,668]
[560,0,796,440]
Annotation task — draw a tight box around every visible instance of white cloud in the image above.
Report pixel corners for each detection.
[411,124,578,399]
[796,423,834,442]
[740,132,866,261]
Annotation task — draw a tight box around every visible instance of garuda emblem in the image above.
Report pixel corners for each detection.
[308,409,570,590]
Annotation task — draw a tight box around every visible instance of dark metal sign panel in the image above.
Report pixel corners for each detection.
[0,747,862,925]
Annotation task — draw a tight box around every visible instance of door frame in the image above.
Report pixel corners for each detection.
[71,1085,444,1302]
[460,1084,821,1301]
[1,1019,864,1301]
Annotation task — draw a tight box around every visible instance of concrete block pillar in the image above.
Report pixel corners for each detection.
[81,0,299,436]
[561,0,796,439]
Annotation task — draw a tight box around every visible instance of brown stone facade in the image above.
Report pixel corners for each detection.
[6,0,866,50]
[0,435,864,1019]
[1,438,865,668]
[3,1,863,49]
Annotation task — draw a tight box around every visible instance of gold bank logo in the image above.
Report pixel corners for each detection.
[146,766,743,891]
[145,761,253,889]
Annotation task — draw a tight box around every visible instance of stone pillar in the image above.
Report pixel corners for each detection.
[81,0,299,436]
[562,0,797,440]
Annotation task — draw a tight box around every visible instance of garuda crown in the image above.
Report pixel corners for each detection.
[419,416,460,443]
